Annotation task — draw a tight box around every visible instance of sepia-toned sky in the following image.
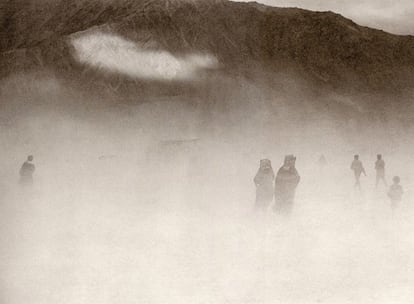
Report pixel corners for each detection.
[235,0,414,35]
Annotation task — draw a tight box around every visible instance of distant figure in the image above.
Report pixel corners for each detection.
[19,155,35,186]
[350,155,366,190]
[318,154,327,172]
[273,155,300,215]
[375,154,387,188]
[254,159,275,211]
[388,176,403,213]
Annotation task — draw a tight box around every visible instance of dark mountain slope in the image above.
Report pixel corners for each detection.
[1,0,414,95]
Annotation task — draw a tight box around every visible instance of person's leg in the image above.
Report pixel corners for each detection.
[354,172,358,188]
[382,175,388,187]
[355,173,361,189]
[391,200,397,217]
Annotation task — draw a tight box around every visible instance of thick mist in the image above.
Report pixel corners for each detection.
[1,70,414,304]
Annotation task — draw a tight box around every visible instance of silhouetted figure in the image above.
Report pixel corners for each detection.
[350,155,366,190]
[19,155,35,186]
[318,154,327,173]
[273,155,300,215]
[254,159,275,211]
[388,176,403,214]
[375,154,387,188]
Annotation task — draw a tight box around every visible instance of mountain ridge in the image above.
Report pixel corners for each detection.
[1,0,414,95]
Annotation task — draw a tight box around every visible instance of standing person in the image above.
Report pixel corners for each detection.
[375,154,387,188]
[350,155,366,190]
[388,176,403,215]
[273,155,300,215]
[254,159,275,211]
[318,154,327,173]
[19,155,35,186]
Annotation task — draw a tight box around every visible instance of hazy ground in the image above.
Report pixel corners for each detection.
[1,72,414,304]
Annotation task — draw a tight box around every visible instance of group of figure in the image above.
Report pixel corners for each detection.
[254,153,405,214]
[350,154,404,211]
[17,152,405,213]
[253,155,300,214]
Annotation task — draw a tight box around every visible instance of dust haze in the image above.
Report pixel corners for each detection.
[1,61,414,304]
[2,1,414,301]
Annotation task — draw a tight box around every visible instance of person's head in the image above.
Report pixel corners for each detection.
[27,155,33,162]
[354,155,359,160]
[284,155,296,168]
[393,176,400,184]
[377,154,382,160]
[260,159,271,169]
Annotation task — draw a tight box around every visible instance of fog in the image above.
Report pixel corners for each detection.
[1,70,414,304]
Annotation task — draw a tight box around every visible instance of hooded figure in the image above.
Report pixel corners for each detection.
[273,155,300,215]
[19,155,35,186]
[254,159,275,210]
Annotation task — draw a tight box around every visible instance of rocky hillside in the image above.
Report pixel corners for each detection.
[1,0,414,95]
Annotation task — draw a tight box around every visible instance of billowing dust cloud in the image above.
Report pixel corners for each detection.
[1,67,414,304]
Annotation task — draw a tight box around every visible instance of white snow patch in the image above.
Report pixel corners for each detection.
[71,32,218,81]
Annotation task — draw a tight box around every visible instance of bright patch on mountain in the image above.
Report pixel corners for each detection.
[71,31,218,81]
